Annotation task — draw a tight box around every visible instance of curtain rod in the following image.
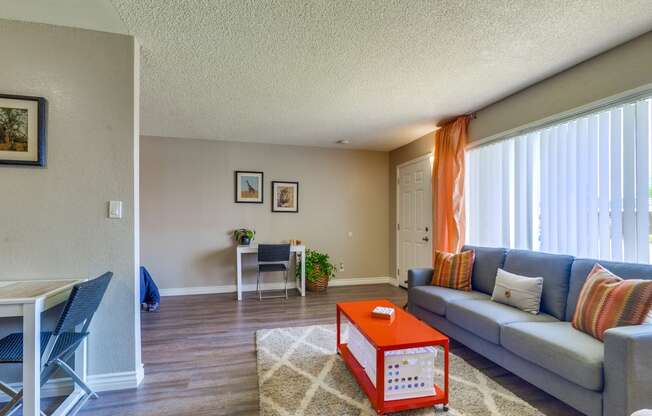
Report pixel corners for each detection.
[436,112,477,128]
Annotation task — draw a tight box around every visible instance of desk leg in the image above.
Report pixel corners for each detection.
[300,250,306,296]
[23,300,43,416]
[236,251,243,301]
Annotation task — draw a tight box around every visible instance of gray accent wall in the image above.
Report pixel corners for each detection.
[0,19,140,378]
[470,30,652,143]
[140,136,390,291]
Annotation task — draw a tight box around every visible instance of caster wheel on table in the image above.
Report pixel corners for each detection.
[443,405,449,412]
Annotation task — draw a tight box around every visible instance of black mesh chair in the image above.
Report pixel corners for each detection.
[257,244,291,300]
[0,272,113,416]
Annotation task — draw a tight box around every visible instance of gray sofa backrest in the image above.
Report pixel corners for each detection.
[565,258,652,321]
[462,245,652,322]
[462,245,506,295]
[502,249,574,320]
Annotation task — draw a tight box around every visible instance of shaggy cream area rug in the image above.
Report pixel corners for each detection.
[256,324,545,416]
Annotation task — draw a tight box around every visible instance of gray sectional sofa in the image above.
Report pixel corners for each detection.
[407,245,652,416]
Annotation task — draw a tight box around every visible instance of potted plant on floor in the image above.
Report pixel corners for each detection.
[233,228,255,245]
[300,249,335,292]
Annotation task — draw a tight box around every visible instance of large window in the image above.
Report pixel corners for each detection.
[465,95,652,263]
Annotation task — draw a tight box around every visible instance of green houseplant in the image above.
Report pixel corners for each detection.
[233,228,255,245]
[299,249,336,292]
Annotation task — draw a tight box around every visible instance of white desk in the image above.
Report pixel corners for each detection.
[235,245,305,301]
[0,279,85,416]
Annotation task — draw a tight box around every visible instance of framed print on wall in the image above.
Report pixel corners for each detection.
[272,181,299,213]
[235,171,264,203]
[0,94,46,167]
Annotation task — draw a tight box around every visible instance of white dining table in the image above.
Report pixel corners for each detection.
[0,279,86,416]
[235,244,306,301]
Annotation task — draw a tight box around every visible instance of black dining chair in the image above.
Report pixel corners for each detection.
[0,272,113,416]
[257,244,291,300]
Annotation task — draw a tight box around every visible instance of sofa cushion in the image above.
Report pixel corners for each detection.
[503,249,573,320]
[462,245,507,295]
[409,286,489,316]
[446,299,557,344]
[501,322,604,391]
[566,258,652,321]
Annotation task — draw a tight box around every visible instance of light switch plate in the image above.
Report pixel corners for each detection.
[109,200,123,219]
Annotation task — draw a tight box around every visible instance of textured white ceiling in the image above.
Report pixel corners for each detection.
[4,1,652,150]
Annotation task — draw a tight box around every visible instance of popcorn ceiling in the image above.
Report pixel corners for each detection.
[109,0,652,150]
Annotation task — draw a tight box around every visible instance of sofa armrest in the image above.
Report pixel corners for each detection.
[604,324,652,416]
[408,268,433,290]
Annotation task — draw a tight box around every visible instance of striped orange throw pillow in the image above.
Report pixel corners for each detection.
[431,250,475,291]
[572,264,652,341]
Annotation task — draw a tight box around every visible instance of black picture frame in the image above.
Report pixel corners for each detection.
[234,171,264,203]
[271,181,299,213]
[0,94,47,167]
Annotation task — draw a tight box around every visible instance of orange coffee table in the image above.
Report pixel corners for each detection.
[336,299,449,415]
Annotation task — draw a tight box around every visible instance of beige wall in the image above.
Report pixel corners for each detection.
[388,131,435,279]
[0,19,140,379]
[140,136,390,291]
[470,30,652,143]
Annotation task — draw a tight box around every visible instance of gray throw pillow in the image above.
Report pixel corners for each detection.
[491,268,544,314]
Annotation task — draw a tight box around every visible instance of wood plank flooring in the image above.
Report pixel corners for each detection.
[76,284,581,416]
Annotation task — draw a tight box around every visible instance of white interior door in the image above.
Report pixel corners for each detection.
[397,157,432,288]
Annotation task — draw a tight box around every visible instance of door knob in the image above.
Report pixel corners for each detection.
[422,236,429,242]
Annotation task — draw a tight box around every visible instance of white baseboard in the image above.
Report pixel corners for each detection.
[160,276,394,297]
[136,363,145,385]
[159,285,239,296]
[88,369,142,392]
[0,368,143,401]
[329,276,393,286]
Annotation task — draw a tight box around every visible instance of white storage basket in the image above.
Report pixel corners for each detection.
[346,323,437,400]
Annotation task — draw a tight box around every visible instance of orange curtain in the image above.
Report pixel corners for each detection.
[432,116,470,253]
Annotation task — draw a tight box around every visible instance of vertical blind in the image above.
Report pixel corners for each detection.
[465,96,652,263]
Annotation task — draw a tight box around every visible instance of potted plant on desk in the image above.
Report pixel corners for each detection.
[233,228,255,245]
[300,249,335,292]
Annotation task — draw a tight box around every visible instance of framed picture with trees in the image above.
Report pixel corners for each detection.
[0,94,46,167]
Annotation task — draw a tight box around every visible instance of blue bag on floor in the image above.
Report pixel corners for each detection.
[140,266,160,311]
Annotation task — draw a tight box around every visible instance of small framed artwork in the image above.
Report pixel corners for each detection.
[272,181,299,213]
[0,94,46,167]
[234,171,264,203]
